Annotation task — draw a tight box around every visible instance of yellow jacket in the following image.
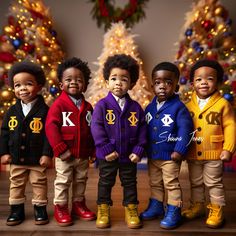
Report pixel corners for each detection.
[186,91,236,160]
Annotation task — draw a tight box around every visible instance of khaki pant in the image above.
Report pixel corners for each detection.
[148,159,182,207]
[54,157,89,205]
[187,160,225,206]
[9,164,47,205]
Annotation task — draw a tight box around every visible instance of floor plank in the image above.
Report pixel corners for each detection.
[0,163,236,236]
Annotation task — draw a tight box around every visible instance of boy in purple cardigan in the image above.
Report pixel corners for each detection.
[91,54,147,229]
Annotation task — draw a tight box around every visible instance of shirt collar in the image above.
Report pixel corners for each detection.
[21,97,38,109]
[69,95,82,106]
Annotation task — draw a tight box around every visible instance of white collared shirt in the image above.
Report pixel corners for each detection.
[112,94,126,111]
[197,96,210,110]
[156,99,165,111]
[21,98,38,116]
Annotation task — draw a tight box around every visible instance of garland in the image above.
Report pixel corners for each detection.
[90,0,149,30]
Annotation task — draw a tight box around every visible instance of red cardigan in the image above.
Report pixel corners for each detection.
[45,91,95,159]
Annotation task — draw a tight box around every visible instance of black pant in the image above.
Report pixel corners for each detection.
[97,159,138,206]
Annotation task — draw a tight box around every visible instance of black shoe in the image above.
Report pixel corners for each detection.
[34,205,49,225]
[6,204,25,226]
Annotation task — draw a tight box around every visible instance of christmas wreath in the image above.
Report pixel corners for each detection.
[89,0,149,30]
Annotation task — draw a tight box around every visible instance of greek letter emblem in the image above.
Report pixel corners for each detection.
[128,112,138,126]
[106,110,116,124]
[161,114,174,127]
[8,116,18,130]
[30,118,43,133]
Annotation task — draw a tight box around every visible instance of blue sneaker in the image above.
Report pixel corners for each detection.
[160,204,182,229]
[140,198,164,220]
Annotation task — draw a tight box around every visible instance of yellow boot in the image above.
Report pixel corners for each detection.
[125,204,142,229]
[96,204,110,228]
[206,203,224,228]
[182,202,205,219]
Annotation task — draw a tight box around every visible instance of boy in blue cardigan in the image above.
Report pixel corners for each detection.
[140,62,193,229]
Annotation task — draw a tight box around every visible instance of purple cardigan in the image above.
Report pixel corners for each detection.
[91,92,147,163]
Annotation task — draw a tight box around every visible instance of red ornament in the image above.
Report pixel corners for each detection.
[8,15,15,25]
[0,52,16,63]
[207,34,214,39]
[207,41,213,48]
[0,35,8,42]
[202,20,214,31]
[15,26,22,33]
[231,81,236,93]
[22,44,35,53]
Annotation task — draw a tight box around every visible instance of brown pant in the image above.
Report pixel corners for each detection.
[187,160,225,206]
[9,164,47,205]
[54,157,89,205]
[148,159,182,207]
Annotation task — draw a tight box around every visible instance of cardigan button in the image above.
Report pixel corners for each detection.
[20,145,25,150]
[199,114,203,119]
[21,133,26,137]
[197,140,201,144]
[197,151,202,156]
[197,127,202,131]
[20,158,24,162]
[155,114,159,119]
[153,127,157,131]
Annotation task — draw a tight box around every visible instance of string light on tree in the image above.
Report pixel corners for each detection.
[175,0,236,105]
[0,0,65,118]
[85,22,152,108]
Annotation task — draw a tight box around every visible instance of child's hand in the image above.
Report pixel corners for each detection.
[129,153,140,163]
[105,151,119,161]
[40,156,52,167]
[171,152,182,162]
[220,150,232,162]
[59,149,72,161]
[1,154,12,165]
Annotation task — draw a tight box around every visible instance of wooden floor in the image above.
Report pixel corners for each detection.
[0,163,236,236]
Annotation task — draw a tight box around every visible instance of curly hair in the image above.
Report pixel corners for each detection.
[8,60,46,88]
[57,57,91,85]
[103,54,139,84]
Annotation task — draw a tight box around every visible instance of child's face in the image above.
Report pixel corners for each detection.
[106,68,131,98]
[59,67,86,99]
[13,72,42,104]
[152,70,178,102]
[192,66,218,99]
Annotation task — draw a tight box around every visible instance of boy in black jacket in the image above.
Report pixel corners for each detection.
[0,61,53,226]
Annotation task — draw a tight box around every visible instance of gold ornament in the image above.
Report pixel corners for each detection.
[41,55,48,63]
[223,37,236,50]
[214,5,225,17]
[0,89,15,102]
[1,42,14,52]
[4,25,14,34]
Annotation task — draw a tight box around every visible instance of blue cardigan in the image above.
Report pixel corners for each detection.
[145,94,193,160]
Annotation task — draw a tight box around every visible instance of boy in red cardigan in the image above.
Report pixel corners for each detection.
[45,57,96,226]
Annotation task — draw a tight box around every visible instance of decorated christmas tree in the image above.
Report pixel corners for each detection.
[175,0,236,104]
[85,22,152,108]
[0,0,64,118]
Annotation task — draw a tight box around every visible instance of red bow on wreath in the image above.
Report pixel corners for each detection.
[90,0,149,30]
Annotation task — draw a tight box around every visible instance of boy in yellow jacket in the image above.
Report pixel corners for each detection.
[182,59,236,228]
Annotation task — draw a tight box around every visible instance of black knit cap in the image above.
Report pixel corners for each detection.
[8,60,46,88]
[190,59,224,83]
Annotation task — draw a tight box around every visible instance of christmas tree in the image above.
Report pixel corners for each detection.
[85,22,152,108]
[0,0,64,118]
[175,0,236,104]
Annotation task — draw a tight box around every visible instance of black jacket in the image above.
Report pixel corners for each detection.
[0,95,53,165]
